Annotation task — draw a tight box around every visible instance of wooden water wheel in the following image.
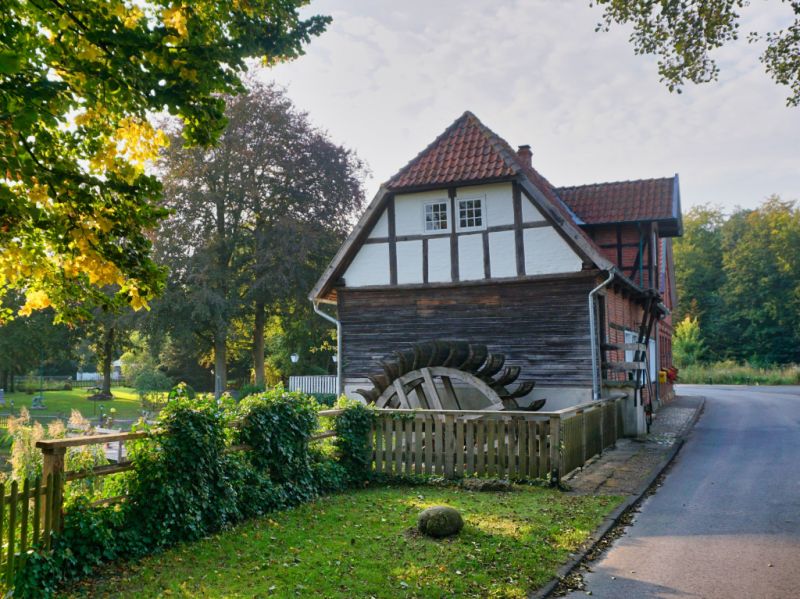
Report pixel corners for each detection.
[355,340,545,411]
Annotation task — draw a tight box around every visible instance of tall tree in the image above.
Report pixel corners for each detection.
[720,197,800,364]
[673,205,726,357]
[1,1,329,319]
[153,81,365,391]
[240,83,365,385]
[594,1,800,106]
[0,294,77,392]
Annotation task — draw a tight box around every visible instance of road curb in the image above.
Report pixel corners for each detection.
[529,395,705,599]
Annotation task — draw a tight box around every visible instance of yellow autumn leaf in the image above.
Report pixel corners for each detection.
[163,6,189,38]
[19,289,51,316]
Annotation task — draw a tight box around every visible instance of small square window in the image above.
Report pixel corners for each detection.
[424,201,449,232]
[458,197,484,230]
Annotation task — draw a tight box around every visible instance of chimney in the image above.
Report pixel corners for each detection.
[517,144,532,167]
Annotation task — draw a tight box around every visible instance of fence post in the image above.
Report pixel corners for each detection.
[599,404,605,453]
[549,415,561,485]
[580,409,587,467]
[40,445,66,533]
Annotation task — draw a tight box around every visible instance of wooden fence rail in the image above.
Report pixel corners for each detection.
[368,397,625,481]
[0,399,625,589]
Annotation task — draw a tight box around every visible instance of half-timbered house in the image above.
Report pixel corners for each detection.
[310,112,681,429]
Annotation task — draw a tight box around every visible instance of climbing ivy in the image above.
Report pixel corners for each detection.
[14,392,374,596]
[333,397,376,482]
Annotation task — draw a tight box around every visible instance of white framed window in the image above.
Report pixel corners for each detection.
[457,196,485,231]
[423,200,449,232]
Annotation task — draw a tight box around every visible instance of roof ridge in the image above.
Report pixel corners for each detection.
[557,176,674,190]
[464,113,523,176]
[384,111,474,187]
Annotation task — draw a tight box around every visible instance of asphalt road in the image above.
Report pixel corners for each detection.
[565,385,800,599]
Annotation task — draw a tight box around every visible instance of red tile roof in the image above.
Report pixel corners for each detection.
[557,178,676,225]
[386,111,520,189]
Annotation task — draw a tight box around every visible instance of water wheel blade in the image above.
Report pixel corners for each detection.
[444,340,470,368]
[367,374,390,393]
[395,350,415,376]
[477,353,505,378]
[428,340,451,367]
[413,342,434,370]
[526,398,546,411]
[380,359,400,382]
[490,366,521,388]
[500,381,536,400]
[461,344,488,373]
[355,388,380,404]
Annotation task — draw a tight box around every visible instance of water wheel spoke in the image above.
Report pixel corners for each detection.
[363,341,544,413]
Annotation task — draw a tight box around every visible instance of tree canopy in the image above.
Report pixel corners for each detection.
[0,1,329,322]
[594,0,800,106]
[674,197,800,365]
[149,81,365,391]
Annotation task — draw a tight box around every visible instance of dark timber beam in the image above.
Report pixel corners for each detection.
[512,181,525,276]
[388,196,397,286]
[448,188,459,282]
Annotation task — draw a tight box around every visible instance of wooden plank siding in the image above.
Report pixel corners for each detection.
[338,274,598,387]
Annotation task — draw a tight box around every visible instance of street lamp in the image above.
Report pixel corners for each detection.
[332,355,338,364]
[290,353,299,364]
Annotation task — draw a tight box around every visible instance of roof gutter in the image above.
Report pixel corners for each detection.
[312,300,343,397]
[590,269,616,401]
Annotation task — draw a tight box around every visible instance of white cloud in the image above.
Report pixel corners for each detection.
[267,0,800,211]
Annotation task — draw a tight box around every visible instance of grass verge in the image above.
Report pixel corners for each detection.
[679,361,800,385]
[2,387,144,421]
[67,483,622,598]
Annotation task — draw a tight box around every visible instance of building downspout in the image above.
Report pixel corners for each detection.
[312,300,343,397]
[589,269,616,400]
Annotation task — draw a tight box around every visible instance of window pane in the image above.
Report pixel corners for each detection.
[458,198,483,229]
[425,201,448,231]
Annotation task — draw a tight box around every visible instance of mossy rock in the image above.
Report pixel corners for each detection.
[460,478,513,492]
[417,505,464,538]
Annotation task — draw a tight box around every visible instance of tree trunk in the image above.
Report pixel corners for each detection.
[101,327,115,397]
[214,331,227,398]
[253,301,266,388]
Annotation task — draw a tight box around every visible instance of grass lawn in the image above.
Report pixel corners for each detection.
[70,484,622,598]
[1,387,145,421]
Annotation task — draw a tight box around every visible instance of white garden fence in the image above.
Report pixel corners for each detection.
[288,375,338,395]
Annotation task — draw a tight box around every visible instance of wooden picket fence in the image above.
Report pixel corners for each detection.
[0,473,62,588]
[370,397,625,481]
[0,398,626,588]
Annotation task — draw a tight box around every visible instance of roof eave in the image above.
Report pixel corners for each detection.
[309,185,392,303]
[387,174,517,195]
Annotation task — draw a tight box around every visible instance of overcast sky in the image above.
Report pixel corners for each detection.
[267,1,800,212]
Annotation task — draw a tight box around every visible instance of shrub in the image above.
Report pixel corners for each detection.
[167,381,196,400]
[333,397,376,482]
[238,383,265,400]
[133,370,173,393]
[311,393,337,407]
[124,395,237,548]
[14,391,375,596]
[237,388,319,499]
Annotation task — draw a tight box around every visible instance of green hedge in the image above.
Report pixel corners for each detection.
[14,389,375,597]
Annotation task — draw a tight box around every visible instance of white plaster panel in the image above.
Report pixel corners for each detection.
[368,209,388,239]
[521,196,545,222]
[458,233,484,281]
[394,190,450,236]
[427,236,451,283]
[458,182,513,227]
[523,227,582,275]
[488,230,516,278]
[396,240,423,284]
[343,243,390,287]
